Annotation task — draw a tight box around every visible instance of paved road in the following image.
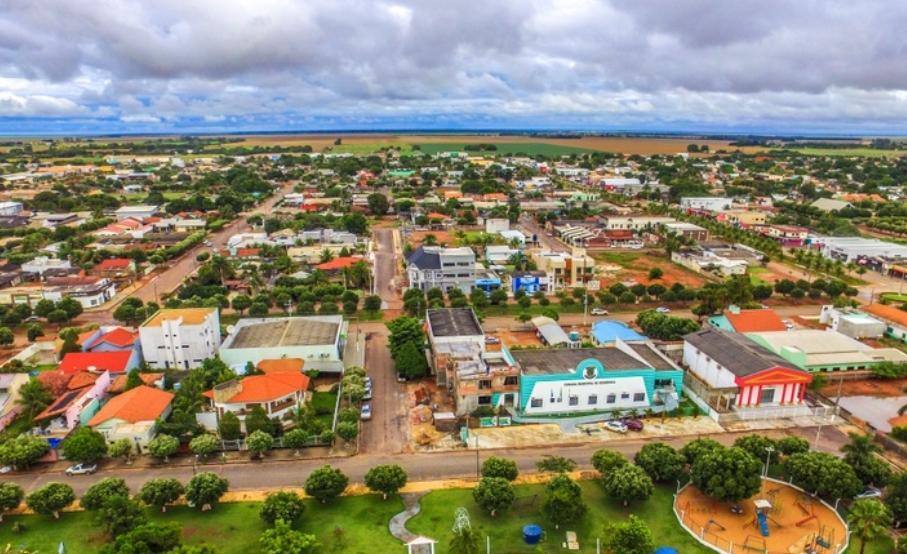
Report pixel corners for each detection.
[373,227,403,311]
[359,330,408,455]
[78,182,294,323]
[4,424,848,495]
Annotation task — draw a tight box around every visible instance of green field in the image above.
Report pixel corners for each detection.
[790,147,906,158]
[331,142,414,155]
[414,142,594,156]
[0,495,402,554]
[592,250,641,268]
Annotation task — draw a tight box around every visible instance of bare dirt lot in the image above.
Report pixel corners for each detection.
[818,377,907,397]
[406,230,455,247]
[593,250,709,288]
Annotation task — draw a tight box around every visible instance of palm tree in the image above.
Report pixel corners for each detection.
[16,378,52,418]
[847,499,892,554]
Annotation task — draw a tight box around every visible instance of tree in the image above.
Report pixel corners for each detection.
[26,323,44,342]
[691,447,762,503]
[591,449,628,476]
[15,377,52,418]
[365,464,408,499]
[367,193,390,216]
[247,430,274,459]
[186,472,229,511]
[605,515,654,554]
[218,411,242,441]
[249,302,269,317]
[634,443,686,483]
[26,482,75,519]
[386,316,425,358]
[231,295,252,316]
[680,437,722,465]
[123,368,143,391]
[0,482,23,522]
[62,426,108,465]
[604,464,654,506]
[536,455,576,473]
[733,434,779,465]
[260,491,306,526]
[107,438,133,463]
[147,434,179,462]
[481,457,518,481]
[244,405,272,436]
[139,478,185,513]
[283,428,311,455]
[101,522,181,554]
[541,474,585,528]
[189,434,220,460]
[304,465,348,503]
[648,267,663,280]
[57,297,83,321]
[0,327,14,346]
[783,451,862,499]
[776,436,810,456]
[847,499,892,554]
[98,496,148,537]
[0,434,50,469]
[843,432,893,488]
[886,471,907,527]
[336,421,358,442]
[472,477,515,517]
[34,299,56,318]
[393,341,428,379]
[364,295,382,312]
[259,520,319,554]
[81,477,130,511]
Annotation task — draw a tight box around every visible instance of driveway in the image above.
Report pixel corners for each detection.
[359,329,409,455]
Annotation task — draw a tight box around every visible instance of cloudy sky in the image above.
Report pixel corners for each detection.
[2,0,907,135]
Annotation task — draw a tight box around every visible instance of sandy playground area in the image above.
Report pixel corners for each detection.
[675,479,847,554]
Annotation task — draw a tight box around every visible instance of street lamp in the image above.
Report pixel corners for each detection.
[763,445,776,477]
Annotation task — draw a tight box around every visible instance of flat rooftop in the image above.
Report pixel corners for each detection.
[224,316,341,349]
[427,308,483,338]
[511,345,672,376]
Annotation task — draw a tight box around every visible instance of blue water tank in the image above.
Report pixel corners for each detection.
[523,524,542,545]
[654,548,679,554]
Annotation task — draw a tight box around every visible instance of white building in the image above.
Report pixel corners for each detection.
[114,205,159,221]
[139,308,221,370]
[21,256,72,277]
[405,246,477,293]
[818,305,886,339]
[671,249,748,276]
[0,202,23,217]
[680,197,733,212]
[600,215,675,232]
[485,218,510,234]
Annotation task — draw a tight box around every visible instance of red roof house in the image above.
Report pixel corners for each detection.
[723,308,787,333]
[58,350,137,375]
[315,256,363,271]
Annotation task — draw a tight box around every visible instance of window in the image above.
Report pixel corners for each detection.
[606,394,616,404]
[568,395,579,406]
[504,376,518,386]
[620,392,630,399]
[530,398,543,408]
[478,380,491,390]
[477,396,491,405]
[633,393,645,402]
[760,388,776,404]
[588,395,598,405]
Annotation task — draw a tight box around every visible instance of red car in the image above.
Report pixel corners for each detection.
[622,418,644,432]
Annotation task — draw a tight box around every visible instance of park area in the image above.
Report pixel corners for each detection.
[676,479,848,554]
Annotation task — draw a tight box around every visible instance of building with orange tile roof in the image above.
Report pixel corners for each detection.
[89,385,174,447]
[202,371,310,431]
[257,358,305,374]
[315,256,363,271]
[709,307,787,334]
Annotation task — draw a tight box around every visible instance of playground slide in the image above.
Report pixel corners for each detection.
[757,512,769,537]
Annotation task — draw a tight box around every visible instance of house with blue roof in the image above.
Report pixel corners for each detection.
[590,320,646,345]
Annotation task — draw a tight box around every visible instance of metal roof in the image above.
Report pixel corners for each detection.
[427,308,483,337]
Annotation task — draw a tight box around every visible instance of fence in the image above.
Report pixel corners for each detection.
[217,435,330,452]
[671,477,849,554]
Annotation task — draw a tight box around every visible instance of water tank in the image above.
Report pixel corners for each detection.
[523,524,542,545]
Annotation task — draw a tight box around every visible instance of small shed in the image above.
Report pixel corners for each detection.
[433,411,458,433]
[406,536,437,554]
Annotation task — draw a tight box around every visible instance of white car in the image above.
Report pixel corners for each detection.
[0,466,11,474]
[855,487,882,500]
[360,403,372,421]
[604,420,628,434]
[363,386,373,401]
[591,308,609,316]
[64,463,98,476]
[484,336,501,344]
[655,306,671,313]
[782,319,795,330]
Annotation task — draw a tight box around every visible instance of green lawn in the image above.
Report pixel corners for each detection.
[331,142,414,155]
[789,147,906,158]
[880,293,907,303]
[0,495,403,554]
[414,142,594,156]
[748,266,771,285]
[408,482,710,553]
[592,251,641,268]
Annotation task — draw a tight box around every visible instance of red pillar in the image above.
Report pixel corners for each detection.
[753,385,763,406]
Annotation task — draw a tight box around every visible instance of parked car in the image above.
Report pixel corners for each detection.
[484,336,501,344]
[782,319,795,330]
[396,374,406,383]
[0,466,11,474]
[65,463,97,476]
[360,403,372,421]
[621,418,644,432]
[363,386,373,401]
[591,308,609,316]
[655,306,671,313]
[604,420,628,434]
[855,487,882,499]
[364,376,373,388]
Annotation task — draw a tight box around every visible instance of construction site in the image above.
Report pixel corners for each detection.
[674,478,848,554]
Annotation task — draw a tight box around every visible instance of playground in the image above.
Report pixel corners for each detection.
[674,478,848,554]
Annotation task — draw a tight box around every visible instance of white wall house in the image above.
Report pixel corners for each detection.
[680,197,733,212]
[139,308,221,370]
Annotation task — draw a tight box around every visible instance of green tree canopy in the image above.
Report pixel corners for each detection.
[260,491,306,526]
[304,465,349,503]
[472,477,515,517]
[691,446,762,503]
[62,426,108,464]
[604,464,654,506]
[364,464,408,499]
[480,457,519,481]
[634,443,686,483]
[139,478,185,513]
